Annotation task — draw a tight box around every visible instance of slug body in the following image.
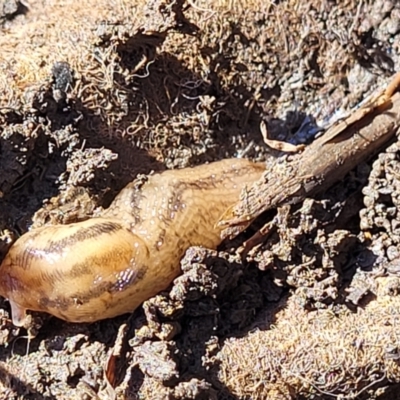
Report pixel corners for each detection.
[0,159,264,325]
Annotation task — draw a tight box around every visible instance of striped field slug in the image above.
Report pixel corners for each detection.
[0,158,265,326]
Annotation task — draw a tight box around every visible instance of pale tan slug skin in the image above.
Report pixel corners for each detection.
[0,159,265,325]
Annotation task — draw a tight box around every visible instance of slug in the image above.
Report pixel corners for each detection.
[0,158,265,326]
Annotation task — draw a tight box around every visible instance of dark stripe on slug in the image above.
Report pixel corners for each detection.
[162,164,260,221]
[38,267,147,312]
[105,180,146,224]
[14,245,43,271]
[154,228,166,250]
[38,291,71,311]
[108,267,146,293]
[45,221,123,253]
[68,261,93,278]
[14,248,31,271]
[68,250,125,279]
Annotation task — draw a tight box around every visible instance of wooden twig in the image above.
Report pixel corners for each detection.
[320,71,400,145]
[218,75,400,239]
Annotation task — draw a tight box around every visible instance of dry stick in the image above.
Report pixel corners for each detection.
[321,70,400,145]
[218,91,400,239]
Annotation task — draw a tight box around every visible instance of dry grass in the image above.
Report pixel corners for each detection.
[218,276,400,399]
[0,0,369,159]
[0,0,144,122]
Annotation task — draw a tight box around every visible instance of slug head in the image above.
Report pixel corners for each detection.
[0,218,150,325]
